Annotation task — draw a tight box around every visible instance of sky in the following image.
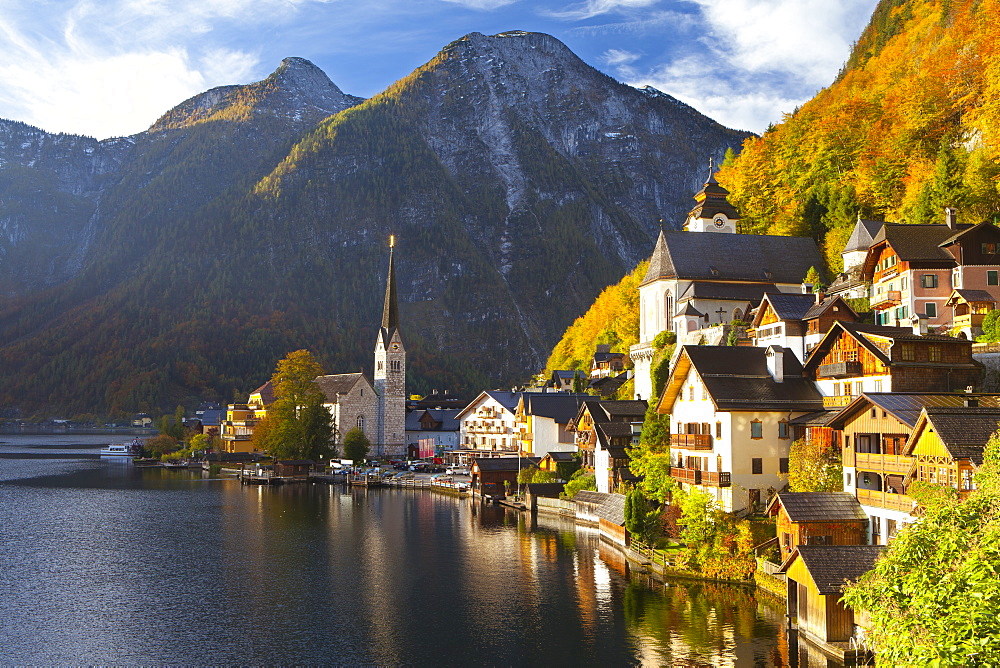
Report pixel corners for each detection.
[0,0,879,140]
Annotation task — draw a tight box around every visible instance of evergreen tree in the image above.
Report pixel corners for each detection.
[343,427,371,463]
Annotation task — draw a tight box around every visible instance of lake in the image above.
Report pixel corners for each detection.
[0,434,808,665]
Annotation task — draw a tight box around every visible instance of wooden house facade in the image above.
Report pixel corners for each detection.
[767,492,868,560]
[904,406,1000,498]
[779,545,885,655]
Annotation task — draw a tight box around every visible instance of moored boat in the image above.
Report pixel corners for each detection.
[100,437,143,457]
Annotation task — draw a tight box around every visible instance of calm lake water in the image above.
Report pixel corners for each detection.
[0,434,806,666]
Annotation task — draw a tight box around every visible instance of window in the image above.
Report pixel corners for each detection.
[750,421,763,439]
[983,242,999,254]
[716,422,722,439]
[900,344,915,361]
[855,381,864,395]
[871,516,882,542]
[874,380,883,392]
[921,274,938,289]
[751,458,763,474]
[807,535,833,545]
[871,408,877,419]
[357,415,365,432]
[846,472,852,487]
[779,457,789,474]
[925,302,937,318]
[900,276,907,291]
[929,345,942,362]
[778,421,789,439]
[990,270,999,286]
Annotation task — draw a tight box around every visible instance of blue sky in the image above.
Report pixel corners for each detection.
[0,0,878,140]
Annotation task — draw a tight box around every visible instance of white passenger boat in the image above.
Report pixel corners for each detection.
[100,438,143,457]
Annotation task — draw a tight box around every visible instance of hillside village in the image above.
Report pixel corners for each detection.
[164,165,1000,662]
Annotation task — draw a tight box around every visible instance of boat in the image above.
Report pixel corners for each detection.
[100,437,143,457]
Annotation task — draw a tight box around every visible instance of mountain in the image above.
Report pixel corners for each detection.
[0,32,748,417]
[717,0,1000,272]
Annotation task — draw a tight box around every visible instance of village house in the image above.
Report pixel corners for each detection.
[862,210,1000,332]
[903,405,1000,498]
[657,345,823,512]
[220,380,274,453]
[569,399,646,491]
[513,393,590,458]
[826,217,885,299]
[767,492,868,560]
[779,545,885,658]
[630,169,823,401]
[945,289,998,340]
[470,456,540,498]
[405,408,460,458]
[749,291,860,363]
[589,344,627,379]
[453,390,522,463]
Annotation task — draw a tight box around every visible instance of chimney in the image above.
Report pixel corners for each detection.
[815,290,826,305]
[945,206,958,229]
[801,282,814,294]
[766,346,784,383]
[910,313,929,336]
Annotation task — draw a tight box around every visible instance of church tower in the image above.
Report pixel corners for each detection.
[683,158,740,233]
[374,235,406,457]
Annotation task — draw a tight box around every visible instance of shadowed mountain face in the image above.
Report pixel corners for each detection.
[0,32,749,416]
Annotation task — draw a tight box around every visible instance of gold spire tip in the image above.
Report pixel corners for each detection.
[389,234,395,249]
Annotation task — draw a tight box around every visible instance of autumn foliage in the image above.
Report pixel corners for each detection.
[719,0,1000,272]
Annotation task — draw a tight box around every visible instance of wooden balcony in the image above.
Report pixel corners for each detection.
[871,290,902,310]
[671,433,713,450]
[671,467,731,487]
[823,395,854,408]
[818,360,863,379]
[857,488,916,513]
[952,313,984,330]
[854,452,915,475]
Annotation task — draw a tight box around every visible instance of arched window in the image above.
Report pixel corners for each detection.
[357,415,365,432]
[733,308,743,322]
[664,291,673,329]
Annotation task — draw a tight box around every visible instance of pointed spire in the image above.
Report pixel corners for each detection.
[707,156,718,184]
[382,235,398,331]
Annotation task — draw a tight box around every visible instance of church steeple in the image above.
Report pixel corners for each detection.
[684,157,739,233]
[382,235,399,331]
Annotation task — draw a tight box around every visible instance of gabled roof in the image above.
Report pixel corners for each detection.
[755,292,817,323]
[589,399,648,421]
[520,393,591,424]
[660,345,823,412]
[541,451,576,462]
[472,456,540,471]
[866,223,972,271]
[314,373,370,401]
[767,492,868,523]
[937,221,1000,248]
[802,295,859,322]
[843,217,884,254]
[595,421,636,451]
[677,282,779,304]
[405,408,461,431]
[779,545,886,595]
[573,491,626,525]
[588,372,629,397]
[828,392,1000,430]
[250,380,275,405]
[803,321,969,372]
[904,406,1000,466]
[947,289,997,306]
[455,390,523,420]
[641,230,823,286]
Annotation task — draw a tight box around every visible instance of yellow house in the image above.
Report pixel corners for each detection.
[220,380,274,453]
[903,405,1000,497]
[779,544,884,660]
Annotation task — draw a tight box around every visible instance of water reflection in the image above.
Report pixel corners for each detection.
[0,439,792,665]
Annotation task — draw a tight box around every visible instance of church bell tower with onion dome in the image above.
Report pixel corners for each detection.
[373,235,406,457]
[683,158,740,233]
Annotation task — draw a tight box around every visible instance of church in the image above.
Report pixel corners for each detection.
[629,167,823,401]
[315,236,407,457]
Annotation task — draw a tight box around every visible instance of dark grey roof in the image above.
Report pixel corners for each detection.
[315,373,366,400]
[588,372,628,397]
[782,545,886,595]
[771,492,868,523]
[574,490,608,505]
[921,407,1000,465]
[542,451,576,462]
[843,218,884,253]
[829,393,1000,430]
[682,346,823,411]
[680,302,704,316]
[761,292,817,321]
[872,223,972,263]
[788,410,841,426]
[473,456,540,472]
[951,289,997,304]
[574,491,626,525]
[678,282,779,303]
[591,400,648,421]
[522,393,592,424]
[524,483,565,498]
[483,391,522,412]
[405,409,461,431]
[597,421,635,438]
[641,230,823,286]
[802,295,858,321]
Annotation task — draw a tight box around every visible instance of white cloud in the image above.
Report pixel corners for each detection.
[602,48,640,66]
[546,0,661,21]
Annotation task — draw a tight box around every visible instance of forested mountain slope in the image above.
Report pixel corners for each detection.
[718,0,1000,271]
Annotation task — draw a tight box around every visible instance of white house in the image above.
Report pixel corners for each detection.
[657,345,824,512]
[452,390,523,462]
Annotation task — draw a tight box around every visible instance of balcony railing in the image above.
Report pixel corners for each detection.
[871,290,902,310]
[818,361,863,379]
[857,488,916,513]
[823,395,854,408]
[670,467,731,487]
[953,313,984,330]
[671,433,713,450]
[854,452,915,475]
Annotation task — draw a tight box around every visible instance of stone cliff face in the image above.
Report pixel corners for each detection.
[0,33,751,414]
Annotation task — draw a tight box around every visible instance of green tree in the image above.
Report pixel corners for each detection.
[342,426,371,463]
[624,488,660,544]
[562,469,596,499]
[977,309,1000,343]
[555,454,582,482]
[518,466,557,485]
[785,438,843,492]
[259,350,334,461]
[843,428,1000,663]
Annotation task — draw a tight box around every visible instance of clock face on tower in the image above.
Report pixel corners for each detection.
[713,215,727,229]
[392,343,399,351]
